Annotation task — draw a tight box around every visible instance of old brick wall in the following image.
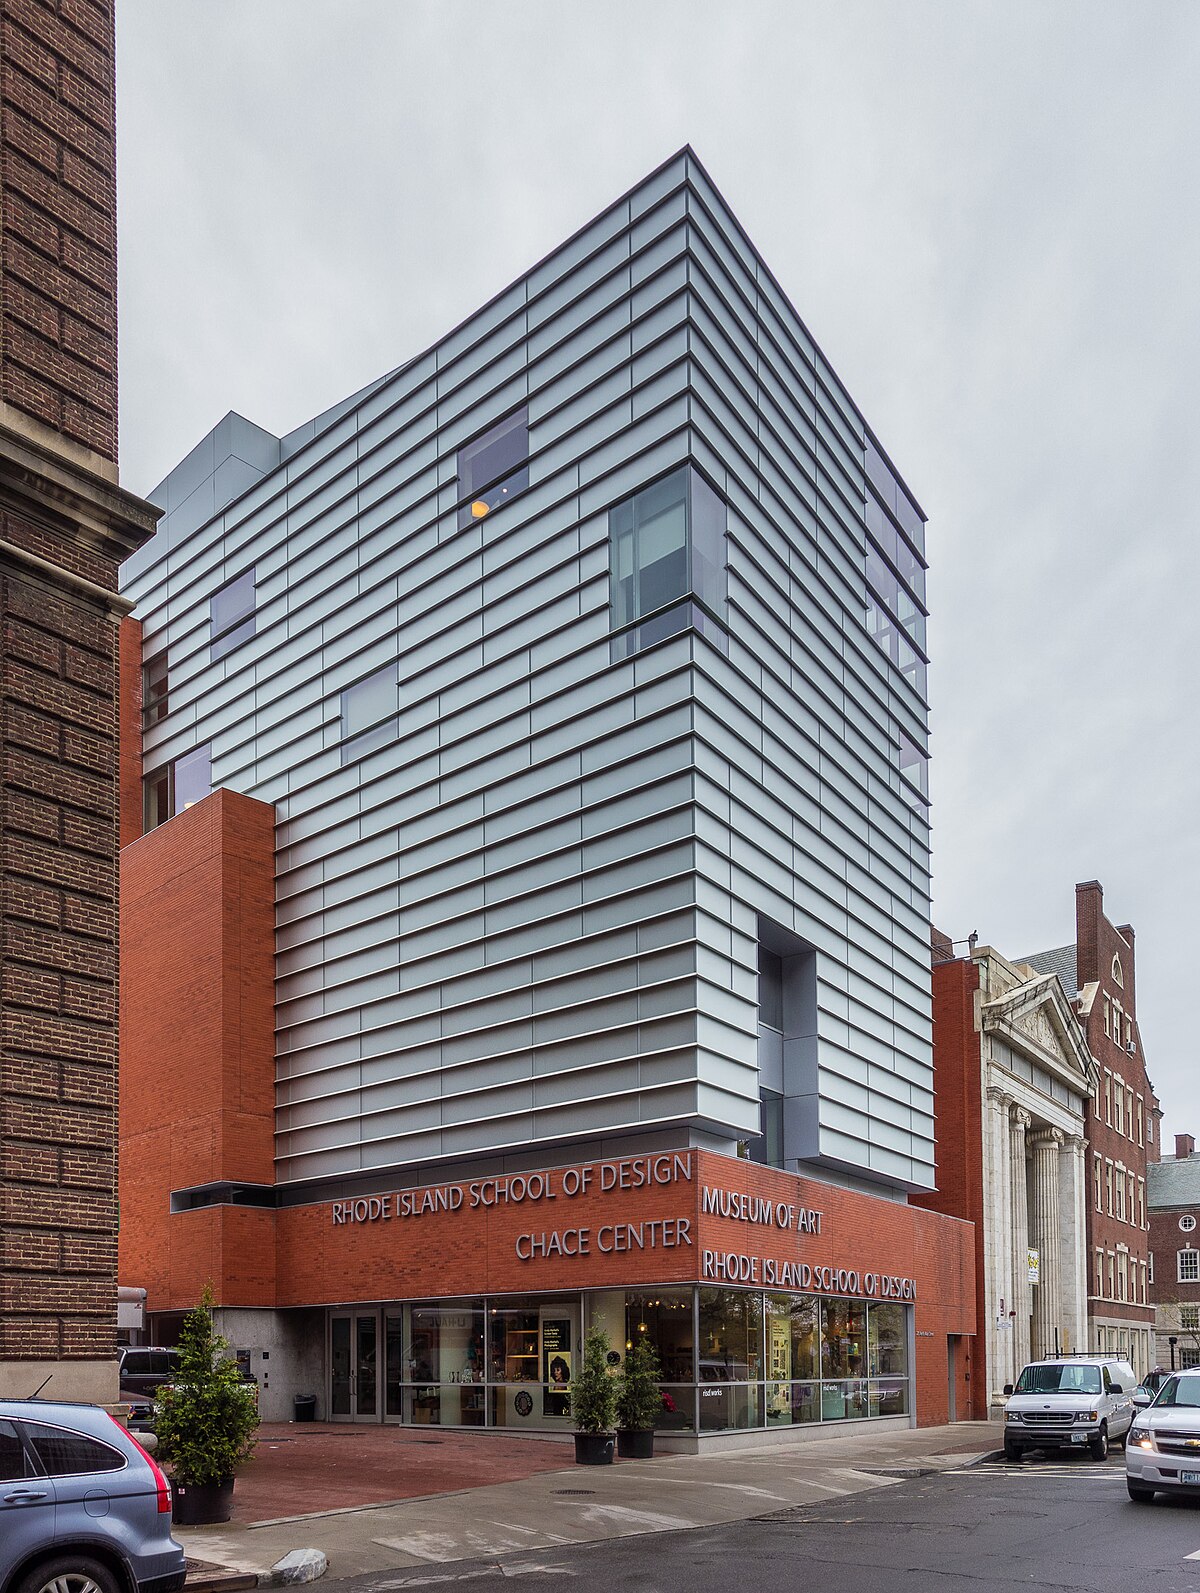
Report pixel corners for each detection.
[0,563,120,1364]
[2,0,118,463]
[1076,881,1156,1345]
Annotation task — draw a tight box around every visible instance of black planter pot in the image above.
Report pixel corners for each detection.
[171,1476,235,1525]
[617,1428,655,1459]
[573,1431,615,1466]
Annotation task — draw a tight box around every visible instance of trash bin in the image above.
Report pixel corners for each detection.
[293,1393,317,1422]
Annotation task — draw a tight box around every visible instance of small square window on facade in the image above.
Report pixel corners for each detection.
[341,665,398,764]
[609,466,728,660]
[142,744,211,832]
[457,408,529,529]
[142,650,168,728]
[211,569,256,660]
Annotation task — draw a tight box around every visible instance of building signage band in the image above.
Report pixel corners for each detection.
[327,1151,917,1302]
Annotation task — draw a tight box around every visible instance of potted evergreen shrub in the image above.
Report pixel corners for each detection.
[616,1334,661,1458]
[153,1284,260,1524]
[571,1324,617,1465]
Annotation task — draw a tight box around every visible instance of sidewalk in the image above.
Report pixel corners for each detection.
[179,1421,1000,1584]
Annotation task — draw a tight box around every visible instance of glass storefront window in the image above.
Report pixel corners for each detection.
[624,1288,696,1432]
[821,1299,868,1379]
[397,1301,486,1427]
[868,1302,907,1378]
[350,1288,909,1434]
[488,1297,581,1430]
[698,1288,762,1381]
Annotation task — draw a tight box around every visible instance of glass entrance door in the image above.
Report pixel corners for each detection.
[329,1311,379,1421]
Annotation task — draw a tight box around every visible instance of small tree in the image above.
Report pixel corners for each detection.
[154,1284,259,1486]
[571,1324,617,1434]
[616,1334,661,1432]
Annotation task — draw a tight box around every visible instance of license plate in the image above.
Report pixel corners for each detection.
[1181,1471,1200,1485]
[1071,1432,1086,1443]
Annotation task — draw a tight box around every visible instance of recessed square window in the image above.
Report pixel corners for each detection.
[457,408,529,529]
[211,569,256,660]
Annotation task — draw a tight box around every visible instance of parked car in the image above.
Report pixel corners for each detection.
[1003,1355,1137,1460]
[116,1348,182,1400]
[118,1388,158,1436]
[1132,1368,1172,1409]
[1126,1368,1200,1502]
[0,1396,185,1593]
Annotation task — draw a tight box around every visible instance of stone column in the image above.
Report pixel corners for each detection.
[985,1086,1014,1391]
[1030,1126,1065,1358]
[1060,1133,1088,1355]
[1010,1107,1032,1371]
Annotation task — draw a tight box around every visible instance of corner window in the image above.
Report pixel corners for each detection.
[609,467,728,659]
[142,651,168,728]
[142,744,211,832]
[211,569,256,660]
[341,666,398,763]
[457,408,528,529]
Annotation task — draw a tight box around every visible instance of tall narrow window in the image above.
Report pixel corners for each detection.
[211,569,256,659]
[609,467,728,659]
[1180,1249,1199,1284]
[457,408,528,529]
[1093,1154,1102,1212]
[142,745,211,831]
[142,651,168,728]
[898,731,930,807]
[174,744,211,812]
[341,666,398,763]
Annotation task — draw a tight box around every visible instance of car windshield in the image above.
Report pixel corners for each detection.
[1015,1363,1102,1395]
[1151,1376,1200,1408]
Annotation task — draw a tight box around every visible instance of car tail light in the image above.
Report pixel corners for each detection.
[112,1417,172,1513]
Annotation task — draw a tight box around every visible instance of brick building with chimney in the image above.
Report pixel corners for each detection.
[1,0,157,1401]
[1025,881,1160,1371]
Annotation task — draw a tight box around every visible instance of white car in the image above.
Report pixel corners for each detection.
[1126,1369,1200,1502]
[1003,1356,1136,1460]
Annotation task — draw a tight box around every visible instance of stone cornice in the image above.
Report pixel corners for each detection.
[0,419,159,568]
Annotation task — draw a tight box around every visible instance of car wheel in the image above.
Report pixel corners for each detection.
[1127,1481,1155,1504]
[1089,1422,1108,1461]
[16,1558,121,1593]
[1004,1435,1023,1461]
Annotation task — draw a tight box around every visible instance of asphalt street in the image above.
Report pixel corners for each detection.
[333,1453,1200,1591]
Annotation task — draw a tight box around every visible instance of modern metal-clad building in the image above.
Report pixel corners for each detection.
[119,150,964,1441]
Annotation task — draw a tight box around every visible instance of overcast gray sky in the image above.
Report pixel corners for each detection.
[115,0,1200,1143]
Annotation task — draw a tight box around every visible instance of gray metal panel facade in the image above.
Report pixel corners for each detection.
[125,150,934,1194]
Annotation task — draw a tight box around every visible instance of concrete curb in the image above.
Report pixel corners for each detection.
[185,1551,327,1592]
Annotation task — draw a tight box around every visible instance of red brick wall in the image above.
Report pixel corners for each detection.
[912,955,987,1416]
[118,788,277,1308]
[0,565,120,1361]
[116,615,140,848]
[1076,882,1154,1332]
[2,0,118,461]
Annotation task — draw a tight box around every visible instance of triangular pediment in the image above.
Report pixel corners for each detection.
[982,972,1094,1091]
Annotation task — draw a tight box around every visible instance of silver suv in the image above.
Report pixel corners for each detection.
[0,1398,185,1593]
[1003,1355,1137,1460]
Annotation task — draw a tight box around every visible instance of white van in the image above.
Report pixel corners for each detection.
[1003,1355,1137,1460]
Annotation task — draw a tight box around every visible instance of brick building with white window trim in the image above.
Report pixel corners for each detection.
[1148,1135,1200,1373]
[1024,881,1159,1373]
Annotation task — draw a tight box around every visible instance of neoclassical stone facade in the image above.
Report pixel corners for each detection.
[921,940,1094,1416]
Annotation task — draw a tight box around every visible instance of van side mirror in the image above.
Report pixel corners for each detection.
[1109,1382,1123,1394]
[1003,1383,1014,1396]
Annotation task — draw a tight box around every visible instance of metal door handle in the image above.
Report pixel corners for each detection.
[4,1488,49,1502]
